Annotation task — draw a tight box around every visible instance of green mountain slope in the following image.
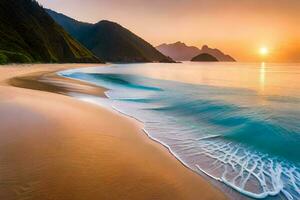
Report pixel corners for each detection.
[47,9,174,63]
[0,0,102,64]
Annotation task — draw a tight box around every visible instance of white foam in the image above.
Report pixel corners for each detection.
[105,89,300,200]
[58,71,300,200]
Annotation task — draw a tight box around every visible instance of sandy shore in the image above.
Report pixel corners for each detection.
[0,64,227,200]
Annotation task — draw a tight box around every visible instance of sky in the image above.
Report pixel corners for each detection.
[37,0,300,62]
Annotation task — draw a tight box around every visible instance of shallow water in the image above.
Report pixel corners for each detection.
[60,62,300,199]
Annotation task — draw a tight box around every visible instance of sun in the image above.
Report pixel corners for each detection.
[259,47,269,56]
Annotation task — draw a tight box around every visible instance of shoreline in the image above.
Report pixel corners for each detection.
[0,64,227,200]
[57,66,249,200]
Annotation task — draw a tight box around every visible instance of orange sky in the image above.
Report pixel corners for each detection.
[38,0,300,62]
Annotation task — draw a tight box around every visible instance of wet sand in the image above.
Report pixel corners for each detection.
[0,64,227,200]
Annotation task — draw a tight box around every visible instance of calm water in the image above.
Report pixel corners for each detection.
[60,62,300,199]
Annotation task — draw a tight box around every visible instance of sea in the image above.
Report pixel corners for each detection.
[59,62,300,200]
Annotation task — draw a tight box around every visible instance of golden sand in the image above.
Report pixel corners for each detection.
[0,64,227,200]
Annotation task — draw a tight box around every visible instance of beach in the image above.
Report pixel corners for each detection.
[0,64,227,200]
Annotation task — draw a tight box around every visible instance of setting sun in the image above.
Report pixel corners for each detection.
[259,47,269,56]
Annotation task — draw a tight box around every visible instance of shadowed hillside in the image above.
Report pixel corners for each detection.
[47,9,174,63]
[0,0,101,64]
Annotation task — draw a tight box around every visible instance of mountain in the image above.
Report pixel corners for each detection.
[46,9,174,63]
[156,42,200,61]
[156,42,236,62]
[191,53,218,62]
[198,45,235,62]
[0,0,101,64]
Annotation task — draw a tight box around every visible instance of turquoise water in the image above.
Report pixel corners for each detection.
[60,62,300,199]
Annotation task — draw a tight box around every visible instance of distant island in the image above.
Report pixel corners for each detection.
[46,9,174,63]
[191,53,218,62]
[156,42,236,62]
[198,45,236,62]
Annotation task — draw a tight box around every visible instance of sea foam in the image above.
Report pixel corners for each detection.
[60,64,300,200]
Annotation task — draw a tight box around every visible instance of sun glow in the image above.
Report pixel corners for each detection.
[259,47,269,56]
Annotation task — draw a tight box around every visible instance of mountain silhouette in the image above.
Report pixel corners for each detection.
[198,45,235,62]
[156,42,200,61]
[47,9,174,63]
[156,42,235,62]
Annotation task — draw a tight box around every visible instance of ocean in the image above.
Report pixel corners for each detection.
[59,62,300,200]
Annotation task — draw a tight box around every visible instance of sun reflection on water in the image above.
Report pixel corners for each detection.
[260,62,266,93]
